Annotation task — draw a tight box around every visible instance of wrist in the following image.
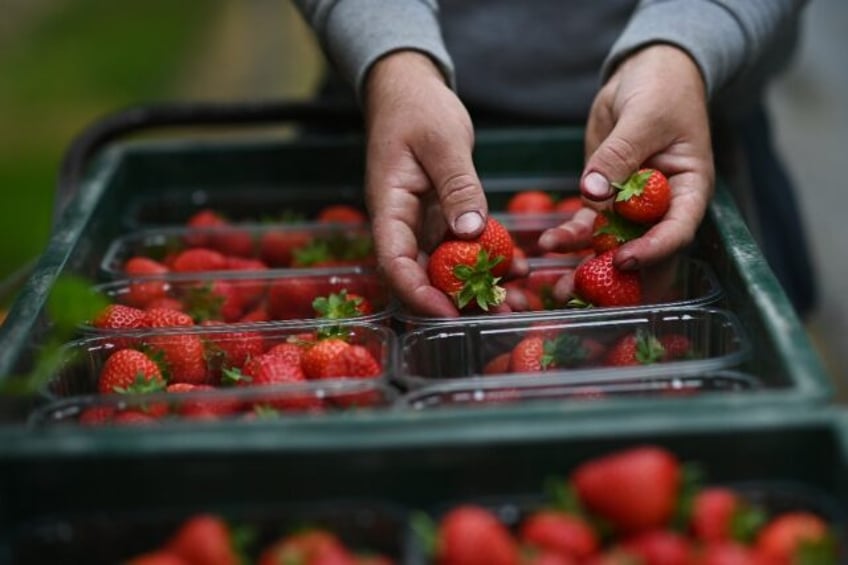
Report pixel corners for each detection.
[617,44,706,97]
[364,50,447,110]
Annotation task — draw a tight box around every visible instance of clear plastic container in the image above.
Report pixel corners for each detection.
[398,307,750,390]
[84,268,395,331]
[100,222,376,277]
[396,257,723,330]
[397,371,761,410]
[30,379,397,427]
[45,322,396,401]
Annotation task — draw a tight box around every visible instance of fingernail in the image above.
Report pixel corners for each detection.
[539,230,557,250]
[454,211,483,235]
[618,257,638,270]
[583,172,610,200]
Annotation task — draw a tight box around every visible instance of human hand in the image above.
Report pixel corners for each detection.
[364,51,525,317]
[540,44,714,276]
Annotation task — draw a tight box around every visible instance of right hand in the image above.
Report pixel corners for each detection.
[363,51,489,317]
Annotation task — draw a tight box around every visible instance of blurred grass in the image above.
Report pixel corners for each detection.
[0,0,222,288]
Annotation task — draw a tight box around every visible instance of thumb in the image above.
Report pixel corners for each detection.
[416,135,488,239]
[581,113,660,203]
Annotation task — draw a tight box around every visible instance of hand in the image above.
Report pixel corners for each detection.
[540,44,714,273]
[363,51,488,317]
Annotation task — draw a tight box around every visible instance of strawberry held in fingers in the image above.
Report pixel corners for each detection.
[473,217,515,276]
[613,168,671,225]
[570,251,641,308]
[427,241,506,311]
[591,210,647,253]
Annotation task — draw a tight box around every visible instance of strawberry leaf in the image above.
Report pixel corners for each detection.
[613,169,654,202]
[411,512,439,558]
[313,289,363,319]
[634,329,666,365]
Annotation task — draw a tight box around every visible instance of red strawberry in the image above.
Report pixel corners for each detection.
[144,307,195,329]
[184,280,245,323]
[259,229,312,267]
[659,334,693,360]
[510,334,589,373]
[570,251,641,308]
[313,289,373,319]
[340,344,382,378]
[521,550,577,565]
[520,510,599,561]
[613,168,671,225]
[474,217,515,276]
[266,342,305,366]
[239,305,270,323]
[124,256,170,307]
[147,334,209,385]
[167,514,239,565]
[144,297,185,312]
[185,208,228,247]
[696,541,761,565]
[437,505,519,565]
[258,530,355,565]
[167,383,241,419]
[316,204,367,224]
[224,256,268,271]
[571,446,681,534]
[301,338,352,379]
[507,190,556,214]
[591,211,646,253]
[78,406,116,426]
[98,349,165,394]
[621,530,693,565]
[172,248,228,273]
[555,196,583,214]
[604,330,666,367]
[755,512,834,564]
[268,277,325,320]
[93,304,148,331]
[691,488,743,543]
[112,410,158,425]
[203,325,265,375]
[127,550,189,565]
[483,352,512,375]
[427,241,506,311]
[210,227,254,258]
[229,352,322,411]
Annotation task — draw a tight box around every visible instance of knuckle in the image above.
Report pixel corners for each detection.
[598,136,641,177]
[438,172,481,206]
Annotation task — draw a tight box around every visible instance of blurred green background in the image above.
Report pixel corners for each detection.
[0,0,323,295]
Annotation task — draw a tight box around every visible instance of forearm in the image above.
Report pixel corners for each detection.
[603,0,807,97]
[291,0,455,99]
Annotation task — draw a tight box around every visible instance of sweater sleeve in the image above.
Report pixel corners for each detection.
[291,0,455,99]
[601,0,808,97]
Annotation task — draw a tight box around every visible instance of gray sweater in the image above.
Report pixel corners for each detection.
[293,0,806,121]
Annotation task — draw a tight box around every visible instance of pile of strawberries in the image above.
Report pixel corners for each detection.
[424,445,839,564]
[73,325,386,425]
[123,513,393,565]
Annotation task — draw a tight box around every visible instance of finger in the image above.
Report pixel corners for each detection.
[538,207,597,252]
[414,132,488,239]
[552,269,576,303]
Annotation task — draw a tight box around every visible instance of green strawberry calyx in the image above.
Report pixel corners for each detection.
[634,329,666,364]
[113,373,166,395]
[313,289,363,319]
[594,210,648,243]
[612,169,655,202]
[452,249,506,311]
[541,334,588,369]
[222,367,253,386]
[184,282,225,322]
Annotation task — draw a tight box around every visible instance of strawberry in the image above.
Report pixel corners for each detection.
[185,208,228,247]
[124,256,170,307]
[146,334,209,385]
[259,229,312,267]
[78,406,116,426]
[507,190,556,214]
[591,210,646,253]
[210,227,255,258]
[483,352,513,375]
[258,530,355,565]
[167,513,239,565]
[184,280,245,323]
[301,338,352,379]
[474,217,515,276]
[510,334,589,373]
[571,445,681,534]
[268,277,326,320]
[621,530,693,565]
[754,512,835,564]
[172,248,228,273]
[316,203,368,224]
[437,505,519,565]
[239,305,270,323]
[203,325,265,375]
[167,383,241,419]
[224,256,268,271]
[340,344,382,378]
[228,352,322,411]
[612,168,671,225]
[127,551,189,565]
[427,241,506,311]
[313,289,373,319]
[98,349,165,394]
[570,251,641,308]
[604,330,666,367]
[144,297,185,312]
[266,342,305,366]
[521,550,577,565]
[144,307,195,328]
[555,196,583,214]
[112,410,158,425]
[691,488,744,543]
[696,541,761,565]
[93,304,148,331]
[659,334,694,360]
[520,510,599,561]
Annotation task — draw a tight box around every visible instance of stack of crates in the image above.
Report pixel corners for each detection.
[0,123,844,563]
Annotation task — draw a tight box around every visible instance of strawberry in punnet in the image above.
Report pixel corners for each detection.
[483,352,512,375]
[696,541,761,565]
[691,487,766,544]
[754,511,835,564]
[570,251,641,308]
[659,334,694,360]
[167,383,241,419]
[239,305,270,323]
[93,304,148,332]
[126,550,189,565]
[507,190,556,214]
[144,307,195,329]
[604,329,666,367]
[172,248,228,273]
[144,297,185,312]
[112,410,159,425]
[209,226,255,258]
[124,256,170,307]
[340,344,382,378]
[571,445,681,534]
[621,530,694,565]
[591,210,647,254]
[613,168,671,225]
[226,351,322,411]
[146,333,209,385]
[78,406,116,426]
[520,510,599,561]
[203,324,266,375]
[510,334,589,373]
[313,289,373,319]
[436,505,519,565]
[184,280,245,323]
[167,513,239,565]
[267,277,326,320]
[259,530,355,565]
[301,338,352,379]
[427,241,506,311]
[266,341,304,366]
[98,349,165,394]
[224,256,268,272]
[185,208,228,247]
[259,228,312,267]
[316,203,368,224]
